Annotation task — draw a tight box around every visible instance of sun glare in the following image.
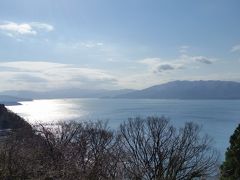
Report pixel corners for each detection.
[7,99,86,124]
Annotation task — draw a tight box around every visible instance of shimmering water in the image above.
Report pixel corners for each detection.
[7,98,240,160]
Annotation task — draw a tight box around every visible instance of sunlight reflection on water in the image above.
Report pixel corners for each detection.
[7,99,87,124]
[6,98,240,160]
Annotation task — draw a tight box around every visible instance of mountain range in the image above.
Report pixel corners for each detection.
[116,80,240,99]
[1,80,240,104]
[0,89,134,101]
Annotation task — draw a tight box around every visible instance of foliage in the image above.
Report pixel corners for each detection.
[220,124,240,179]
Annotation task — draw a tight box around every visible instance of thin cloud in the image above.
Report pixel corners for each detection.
[157,64,175,72]
[0,21,54,37]
[139,58,184,74]
[179,45,190,54]
[57,41,104,50]
[139,53,215,76]
[192,56,213,64]
[80,42,104,48]
[231,44,240,52]
[30,22,54,32]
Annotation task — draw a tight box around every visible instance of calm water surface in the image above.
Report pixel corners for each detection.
[7,98,240,160]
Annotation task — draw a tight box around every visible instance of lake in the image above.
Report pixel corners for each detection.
[7,98,240,160]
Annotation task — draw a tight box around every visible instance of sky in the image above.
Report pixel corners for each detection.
[0,0,240,91]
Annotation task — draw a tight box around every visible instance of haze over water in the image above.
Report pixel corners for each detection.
[7,98,240,160]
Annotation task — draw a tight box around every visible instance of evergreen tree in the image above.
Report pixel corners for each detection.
[221,124,240,179]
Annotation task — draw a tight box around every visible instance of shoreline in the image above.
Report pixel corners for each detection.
[1,102,22,106]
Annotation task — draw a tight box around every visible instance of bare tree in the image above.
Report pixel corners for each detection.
[34,121,122,179]
[0,121,122,179]
[119,116,219,180]
[0,117,219,179]
[0,127,46,179]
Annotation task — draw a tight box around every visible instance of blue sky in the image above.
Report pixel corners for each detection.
[0,0,240,91]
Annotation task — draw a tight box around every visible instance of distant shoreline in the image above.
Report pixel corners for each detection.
[2,102,22,106]
[4,98,240,107]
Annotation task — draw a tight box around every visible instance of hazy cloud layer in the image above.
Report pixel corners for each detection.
[0,61,118,91]
[9,74,48,83]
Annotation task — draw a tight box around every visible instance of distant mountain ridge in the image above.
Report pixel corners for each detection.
[1,80,240,100]
[0,89,134,99]
[116,80,240,99]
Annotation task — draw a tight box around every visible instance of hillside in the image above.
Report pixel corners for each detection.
[116,80,240,99]
[0,95,32,105]
[0,104,31,130]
